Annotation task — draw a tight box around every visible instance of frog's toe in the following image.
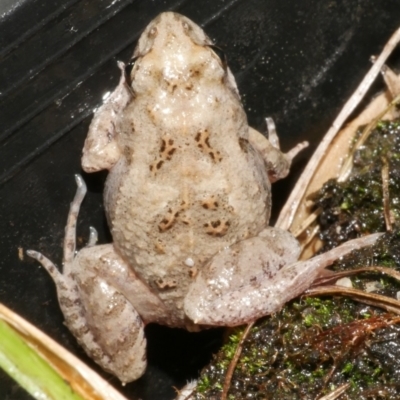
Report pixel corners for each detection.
[86,226,98,247]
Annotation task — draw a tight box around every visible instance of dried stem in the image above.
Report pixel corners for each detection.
[292,207,321,238]
[317,383,350,400]
[313,265,400,286]
[381,156,394,231]
[306,285,400,315]
[221,321,255,400]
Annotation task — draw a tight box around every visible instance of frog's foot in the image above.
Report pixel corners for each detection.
[86,226,98,247]
[265,117,308,161]
[184,230,382,326]
[248,118,308,182]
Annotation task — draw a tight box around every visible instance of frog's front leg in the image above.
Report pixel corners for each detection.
[28,176,167,383]
[82,62,133,173]
[184,229,382,326]
[249,118,308,182]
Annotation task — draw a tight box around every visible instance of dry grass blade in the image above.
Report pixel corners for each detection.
[381,156,394,231]
[292,207,321,238]
[221,321,255,400]
[306,285,400,315]
[317,383,350,400]
[313,265,400,286]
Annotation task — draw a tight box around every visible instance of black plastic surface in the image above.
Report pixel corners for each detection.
[1,1,400,399]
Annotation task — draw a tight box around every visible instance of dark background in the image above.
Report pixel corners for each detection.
[1,1,400,399]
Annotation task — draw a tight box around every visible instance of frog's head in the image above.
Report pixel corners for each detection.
[133,12,213,59]
[130,12,234,96]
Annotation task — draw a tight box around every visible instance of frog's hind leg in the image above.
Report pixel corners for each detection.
[69,239,174,383]
[27,175,153,383]
[184,228,382,327]
[69,244,148,384]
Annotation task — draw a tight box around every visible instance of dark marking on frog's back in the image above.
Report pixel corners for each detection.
[195,129,222,162]
[201,197,219,210]
[204,219,230,237]
[157,202,188,232]
[158,216,175,232]
[239,137,249,153]
[150,136,178,173]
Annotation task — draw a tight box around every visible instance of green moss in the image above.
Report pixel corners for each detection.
[315,119,400,251]
[193,291,400,398]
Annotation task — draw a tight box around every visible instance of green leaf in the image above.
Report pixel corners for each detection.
[0,319,85,400]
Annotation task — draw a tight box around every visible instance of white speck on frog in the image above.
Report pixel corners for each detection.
[27,12,380,383]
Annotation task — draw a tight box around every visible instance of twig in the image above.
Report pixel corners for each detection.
[306,285,400,315]
[292,208,322,238]
[381,156,393,231]
[312,265,400,286]
[317,383,350,400]
[221,321,255,400]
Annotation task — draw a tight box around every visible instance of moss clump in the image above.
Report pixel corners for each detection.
[315,119,400,251]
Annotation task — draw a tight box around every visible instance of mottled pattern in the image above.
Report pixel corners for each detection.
[97,12,277,319]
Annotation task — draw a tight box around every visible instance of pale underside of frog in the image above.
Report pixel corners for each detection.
[27,12,381,383]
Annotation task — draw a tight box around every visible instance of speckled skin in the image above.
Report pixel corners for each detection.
[103,21,273,323]
[29,12,316,383]
[82,12,300,329]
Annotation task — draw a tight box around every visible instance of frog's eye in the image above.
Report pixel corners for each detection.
[133,23,158,58]
[148,27,158,39]
[182,20,192,33]
[209,45,227,70]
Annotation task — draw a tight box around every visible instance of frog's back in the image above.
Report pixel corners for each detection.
[105,12,271,322]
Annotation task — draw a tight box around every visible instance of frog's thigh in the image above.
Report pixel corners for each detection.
[71,244,164,383]
[185,232,382,327]
[184,227,300,326]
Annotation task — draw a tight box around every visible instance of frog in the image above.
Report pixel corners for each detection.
[27,12,381,384]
